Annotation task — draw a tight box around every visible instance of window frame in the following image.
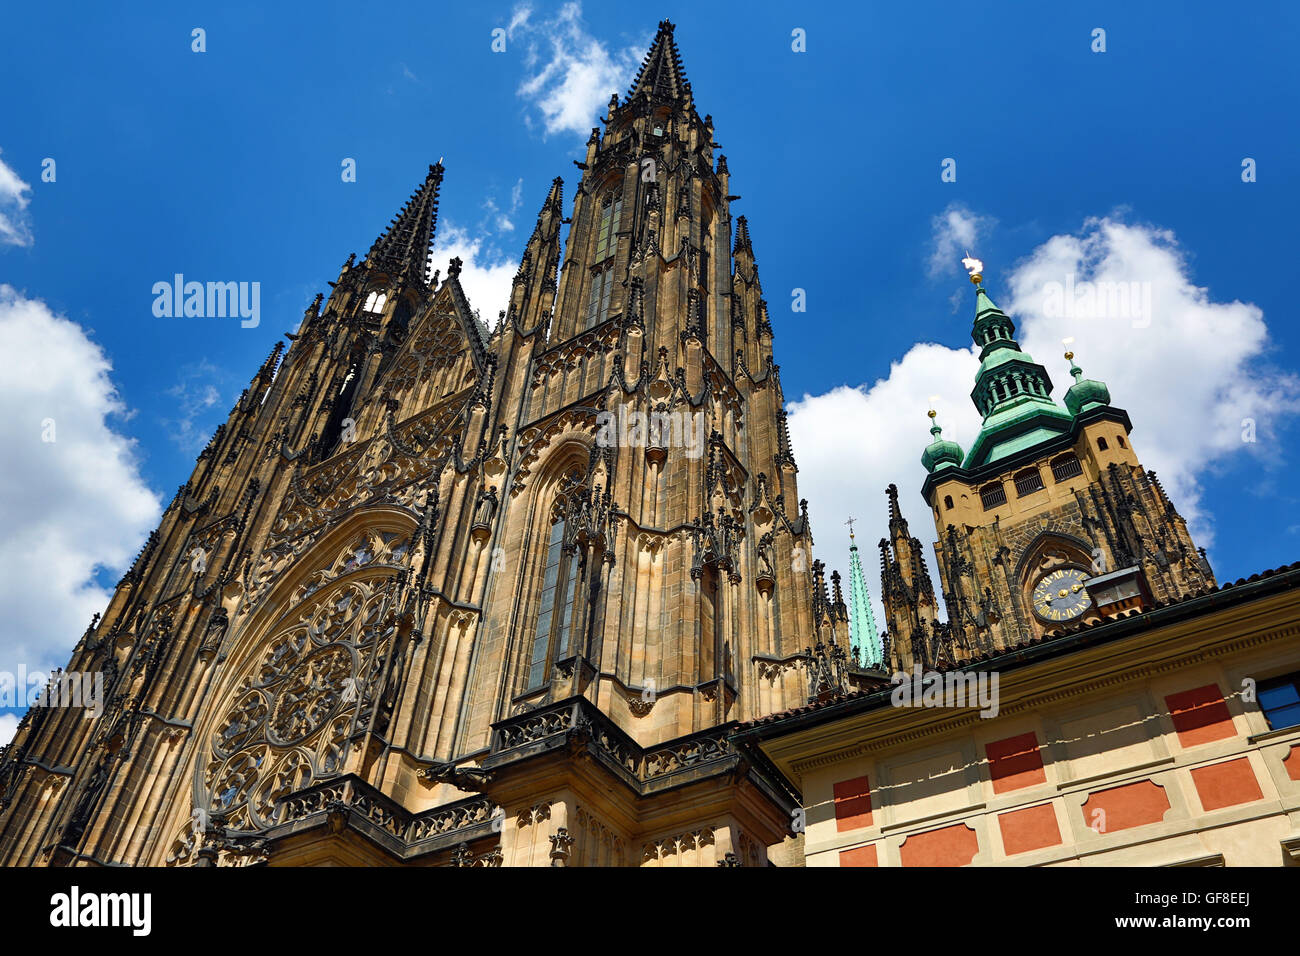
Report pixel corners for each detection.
[1258,671,1300,732]
[980,482,1007,511]
[1014,467,1045,497]
[525,509,582,691]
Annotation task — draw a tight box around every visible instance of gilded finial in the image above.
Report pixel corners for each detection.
[961,251,984,286]
[1063,336,1083,382]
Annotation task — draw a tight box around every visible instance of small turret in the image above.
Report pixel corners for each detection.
[1062,345,1112,416]
[921,408,964,473]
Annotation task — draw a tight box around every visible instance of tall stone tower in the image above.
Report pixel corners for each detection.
[0,21,842,868]
[880,266,1216,673]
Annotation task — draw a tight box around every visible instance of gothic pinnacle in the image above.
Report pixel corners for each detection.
[886,483,902,524]
[626,19,693,109]
[734,215,753,256]
[365,161,444,285]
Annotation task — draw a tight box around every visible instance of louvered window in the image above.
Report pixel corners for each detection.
[980,483,1007,510]
[1014,468,1045,497]
[1051,454,1083,482]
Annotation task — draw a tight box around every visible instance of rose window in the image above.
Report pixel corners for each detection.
[200,575,397,833]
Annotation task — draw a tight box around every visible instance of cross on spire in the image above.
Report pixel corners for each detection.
[845,515,857,540]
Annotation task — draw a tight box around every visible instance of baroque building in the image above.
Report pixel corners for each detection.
[879,265,1216,673]
[0,22,857,868]
[734,267,1300,869]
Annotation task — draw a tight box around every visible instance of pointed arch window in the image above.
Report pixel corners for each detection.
[527,513,581,689]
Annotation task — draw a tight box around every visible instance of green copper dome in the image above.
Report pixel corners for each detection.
[921,418,964,473]
[1064,358,1111,416]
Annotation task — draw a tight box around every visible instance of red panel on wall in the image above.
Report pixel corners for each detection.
[1284,745,1300,782]
[1080,780,1170,834]
[839,844,878,867]
[986,731,1047,793]
[833,775,873,832]
[1165,684,1235,748]
[1191,757,1264,811]
[998,804,1062,856]
[899,823,979,867]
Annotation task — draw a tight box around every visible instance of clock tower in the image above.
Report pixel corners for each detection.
[879,262,1216,672]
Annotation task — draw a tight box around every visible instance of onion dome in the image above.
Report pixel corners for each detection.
[1063,349,1111,416]
[921,409,964,473]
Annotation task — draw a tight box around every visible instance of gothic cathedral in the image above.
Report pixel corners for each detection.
[0,21,861,868]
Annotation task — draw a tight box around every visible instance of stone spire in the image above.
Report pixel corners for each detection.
[365,162,444,285]
[733,215,753,257]
[626,20,693,109]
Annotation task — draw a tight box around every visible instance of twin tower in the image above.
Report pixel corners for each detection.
[0,22,1213,868]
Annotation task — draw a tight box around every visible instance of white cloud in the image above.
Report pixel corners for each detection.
[0,713,17,746]
[161,360,228,454]
[0,286,162,681]
[430,223,518,328]
[1006,216,1300,540]
[928,202,994,280]
[0,150,33,248]
[509,2,646,139]
[789,215,1298,627]
[484,177,527,234]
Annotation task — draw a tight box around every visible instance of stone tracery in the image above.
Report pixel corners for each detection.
[198,572,399,837]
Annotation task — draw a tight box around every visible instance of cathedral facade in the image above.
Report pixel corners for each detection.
[0,22,855,867]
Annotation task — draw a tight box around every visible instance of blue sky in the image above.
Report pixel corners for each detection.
[2,1,1299,731]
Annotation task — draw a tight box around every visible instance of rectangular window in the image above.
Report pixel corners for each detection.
[528,521,565,688]
[1259,672,1300,731]
[555,554,579,660]
[594,195,622,263]
[585,268,615,329]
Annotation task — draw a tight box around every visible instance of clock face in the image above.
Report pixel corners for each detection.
[1031,567,1093,623]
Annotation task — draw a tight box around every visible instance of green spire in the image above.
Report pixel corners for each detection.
[960,269,1074,468]
[845,522,883,669]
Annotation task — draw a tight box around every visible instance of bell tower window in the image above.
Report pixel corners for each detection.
[1051,453,1083,482]
[980,482,1007,510]
[1014,467,1045,497]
